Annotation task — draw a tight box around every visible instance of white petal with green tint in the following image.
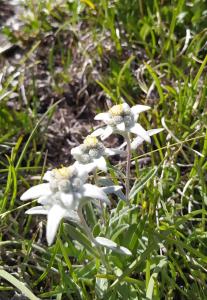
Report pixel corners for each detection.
[20,183,51,201]
[95,237,132,256]
[130,123,151,143]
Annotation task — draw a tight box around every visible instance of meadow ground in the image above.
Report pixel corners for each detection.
[0,0,206,299]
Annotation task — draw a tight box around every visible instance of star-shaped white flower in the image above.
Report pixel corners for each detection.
[131,128,164,149]
[20,165,110,245]
[92,102,151,142]
[71,135,124,172]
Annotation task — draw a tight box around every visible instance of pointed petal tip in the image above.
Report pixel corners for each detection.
[131,104,151,116]
[25,206,48,215]
[94,112,110,122]
[20,183,51,201]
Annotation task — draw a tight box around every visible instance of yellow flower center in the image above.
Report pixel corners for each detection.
[109,104,124,116]
[53,166,73,180]
[84,136,99,147]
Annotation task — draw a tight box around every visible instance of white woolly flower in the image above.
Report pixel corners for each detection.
[131,128,164,149]
[93,102,151,142]
[20,165,110,245]
[71,135,124,172]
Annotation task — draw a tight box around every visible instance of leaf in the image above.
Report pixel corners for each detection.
[0,269,39,300]
[116,55,135,99]
[129,167,158,199]
[95,237,132,256]
[146,259,167,299]
[145,63,164,104]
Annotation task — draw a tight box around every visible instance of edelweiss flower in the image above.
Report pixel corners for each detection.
[21,165,110,245]
[93,102,151,142]
[131,128,164,149]
[71,135,123,172]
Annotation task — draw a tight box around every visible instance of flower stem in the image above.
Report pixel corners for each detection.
[93,169,106,225]
[125,133,132,203]
[77,207,111,271]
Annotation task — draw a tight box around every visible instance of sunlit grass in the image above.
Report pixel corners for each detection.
[0,0,206,299]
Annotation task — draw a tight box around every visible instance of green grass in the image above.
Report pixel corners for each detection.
[0,0,207,299]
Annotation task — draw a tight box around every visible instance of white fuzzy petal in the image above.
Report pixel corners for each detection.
[60,192,76,209]
[72,162,90,181]
[104,147,125,156]
[131,136,144,149]
[25,206,48,215]
[74,161,97,174]
[95,237,132,256]
[116,122,126,132]
[43,171,53,182]
[20,183,51,201]
[46,204,66,245]
[64,210,81,223]
[91,127,105,137]
[101,186,126,201]
[94,156,107,172]
[71,146,82,160]
[83,184,110,204]
[130,123,151,143]
[131,128,164,149]
[122,102,130,110]
[94,112,110,122]
[131,105,151,115]
[147,128,164,136]
[37,195,51,205]
[101,126,114,140]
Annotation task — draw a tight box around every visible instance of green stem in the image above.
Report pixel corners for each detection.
[77,207,111,271]
[125,133,132,202]
[146,259,151,290]
[93,168,106,225]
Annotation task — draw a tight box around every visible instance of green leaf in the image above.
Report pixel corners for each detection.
[0,269,39,300]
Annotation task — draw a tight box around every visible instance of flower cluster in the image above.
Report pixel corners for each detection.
[20,101,163,250]
[21,165,112,245]
[93,103,152,142]
[71,135,123,172]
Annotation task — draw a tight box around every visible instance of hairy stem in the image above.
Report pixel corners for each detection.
[125,133,132,202]
[93,169,106,225]
[78,207,111,271]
